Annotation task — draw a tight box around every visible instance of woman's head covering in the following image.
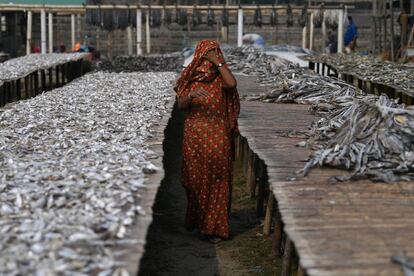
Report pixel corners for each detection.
[175,39,220,94]
[175,39,240,136]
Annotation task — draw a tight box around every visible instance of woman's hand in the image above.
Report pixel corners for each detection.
[204,49,223,66]
[177,88,209,110]
[190,88,209,99]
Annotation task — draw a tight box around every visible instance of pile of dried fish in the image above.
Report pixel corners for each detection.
[305,53,414,94]
[99,54,183,72]
[0,53,87,85]
[225,47,363,109]
[226,47,414,182]
[305,95,414,182]
[0,71,175,274]
[225,47,305,88]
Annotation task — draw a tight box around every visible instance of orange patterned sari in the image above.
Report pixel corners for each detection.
[175,40,240,238]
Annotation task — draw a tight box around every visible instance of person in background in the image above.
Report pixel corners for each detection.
[175,40,240,243]
[59,43,66,53]
[344,16,358,53]
[72,42,81,52]
[33,45,41,54]
[327,29,338,54]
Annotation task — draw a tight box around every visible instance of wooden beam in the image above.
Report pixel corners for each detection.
[0,4,349,13]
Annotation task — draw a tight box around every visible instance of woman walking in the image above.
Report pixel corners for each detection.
[175,40,240,242]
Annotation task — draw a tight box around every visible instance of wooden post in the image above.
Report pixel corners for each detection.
[309,12,314,50]
[412,0,414,15]
[390,0,395,61]
[282,236,293,276]
[41,9,47,54]
[26,11,32,55]
[48,68,53,90]
[246,150,254,194]
[15,79,21,101]
[297,266,306,276]
[249,155,257,198]
[237,7,243,47]
[55,66,60,88]
[34,71,39,96]
[401,14,408,47]
[108,31,113,60]
[137,8,143,55]
[146,8,151,54]
[302,26,307,49]
[76,14,81,42]
[41,70,46,91]
[272,207,283,258]
[263,194,275,236]
[127,26,133,55]
[48,12,53,53]
[256,161,266,217]
[71,14,76,49]
[322,10,326,53]
[372,0,377,54]
[242,139,249,175]
[337,8,344,53]
[383,17,387,52]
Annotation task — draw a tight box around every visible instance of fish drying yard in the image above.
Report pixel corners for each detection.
[1,1,414,276]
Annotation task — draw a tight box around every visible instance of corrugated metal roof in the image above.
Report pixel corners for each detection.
[0,0,84,4]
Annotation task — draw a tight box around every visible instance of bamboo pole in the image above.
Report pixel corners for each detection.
[137,8,142,56]
[337,8,344,53]
[322,10,326,53]
[41,9,47,54]
[390,0,395,61]
[127,26,133,56]
[71,14,75,50]
[48,13,53,53]
[309,12,314,50]
[146,9,151,54]
[237,7,243,47]
[302,26,307,49]
[26,11,32,55]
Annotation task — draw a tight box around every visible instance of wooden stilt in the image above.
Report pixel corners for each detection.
[249,155,257,198]
[281,236,293,276]
[256,160,266,217]
[263,194,275,236]
[297,266,306,276]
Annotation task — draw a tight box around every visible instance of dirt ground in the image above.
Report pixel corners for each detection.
[138,107,280,276]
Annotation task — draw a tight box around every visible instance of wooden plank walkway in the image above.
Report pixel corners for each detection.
[236,76,414,276]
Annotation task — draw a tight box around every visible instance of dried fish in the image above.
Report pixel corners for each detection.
[392,254,414,276]
[99,54,183,72]
[0,71,176,274]
[305,53,414,94]
[0,53,87,86]
[225,47,414,182]
[306,95,414,182]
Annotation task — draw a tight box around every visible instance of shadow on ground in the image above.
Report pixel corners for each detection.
[138,104,278,276]
[138,105,220,276]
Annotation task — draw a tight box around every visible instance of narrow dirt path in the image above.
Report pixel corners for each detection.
[138,106,219,276]
[138,105,279,276]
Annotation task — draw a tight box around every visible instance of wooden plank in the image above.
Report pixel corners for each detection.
[236,76,412,276]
